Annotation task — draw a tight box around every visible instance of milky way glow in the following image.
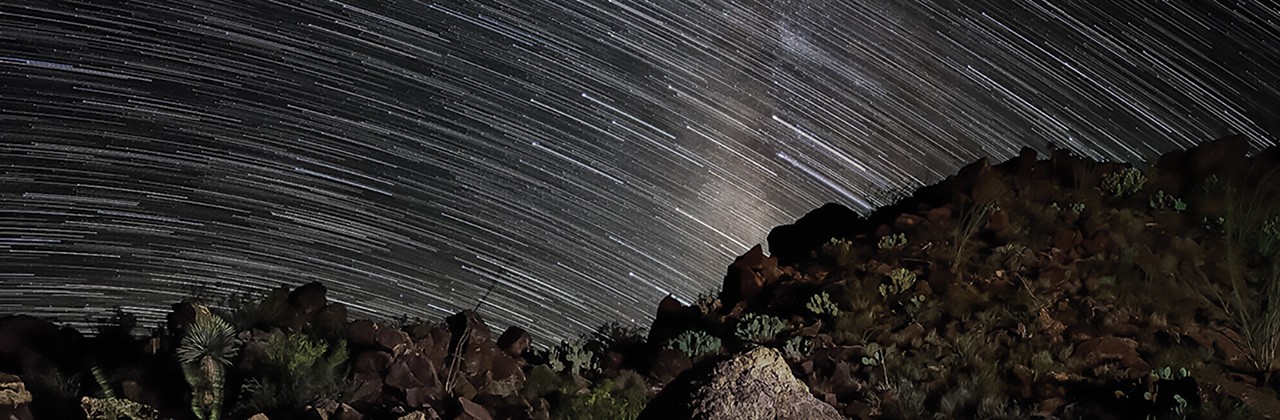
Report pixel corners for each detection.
[1,1,1277,342]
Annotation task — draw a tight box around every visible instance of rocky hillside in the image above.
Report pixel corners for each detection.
[2,136,1280,419]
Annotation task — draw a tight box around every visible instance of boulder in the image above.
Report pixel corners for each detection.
[447,311,492,344]
[398,408,442,420]
[639,347,841,420]
[376,326,411,352]
[719,245,782,306]
[496,326,531,358]
[0,372,33,420]
[766,203,864,266]
[349,320,378,346]
[647,348,692,385]
[315,303,350,333]
[456,396,493,420]
[289,281,329,315]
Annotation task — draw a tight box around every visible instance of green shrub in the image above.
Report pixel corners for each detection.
[559,378,647,420]
[1149,190,1187,212]
[523,366,647,420]
[879,268,917,298]
[547,339,597,377]
[782,336,812,360]
[237,333,348,415]
[877,233,907,250]
[805,292,840,317]
[665,330,721,359]
[734,313,786,344]
[822,237,857,268]
[1100,167,1147,197]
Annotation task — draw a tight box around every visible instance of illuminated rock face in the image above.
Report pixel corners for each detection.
[0,372,33,420]
[639,346,841,420]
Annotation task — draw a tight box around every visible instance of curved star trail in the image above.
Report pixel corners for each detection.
[1,1,1278,342]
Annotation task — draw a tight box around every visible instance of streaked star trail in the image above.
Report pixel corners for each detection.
[1,1,1277,342]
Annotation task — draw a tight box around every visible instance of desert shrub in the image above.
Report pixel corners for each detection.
[1100,167,1147,198]
[237,332,348,415]
[524,366,647,420]
[878,233,907,250]
[880,268,917,298]
[832,310,876,345]
[523,364,560,397]
[1149,190,1188,212]
[805,291,840,317]
[665,330,721,360]
[952,202,997,275]
[782,336,812,360]
[822,237,858,268]
[81,396,157,420]
[1204,167,1280,374]
[734,313,786,344]
[558,378,647,420]
[547,339,597,377]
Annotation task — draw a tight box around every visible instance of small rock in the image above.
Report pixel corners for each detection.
[457,396,493,420]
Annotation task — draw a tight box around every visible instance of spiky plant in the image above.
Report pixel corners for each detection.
[178,305,239,420]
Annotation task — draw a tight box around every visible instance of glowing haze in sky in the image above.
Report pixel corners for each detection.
[1,1,1277,341]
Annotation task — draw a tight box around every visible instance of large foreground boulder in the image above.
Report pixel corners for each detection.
[637,347,841,420]
[0,372,33,420]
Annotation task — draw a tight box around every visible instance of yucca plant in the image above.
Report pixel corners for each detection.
[177,305,239,420]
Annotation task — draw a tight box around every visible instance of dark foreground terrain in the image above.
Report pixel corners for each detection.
[3,136,1280,419]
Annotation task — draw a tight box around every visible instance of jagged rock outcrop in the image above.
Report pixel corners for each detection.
[637,347,841,420]
[0,373,33,420]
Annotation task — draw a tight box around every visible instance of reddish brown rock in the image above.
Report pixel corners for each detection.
[496,326,531,358]
[447,311,493,344]
[892,213,927,231]
[457,396,494,420]
[1070,336,1149,376]
[377,326,411,352]
[1186,135,1248,179]
[460,340,500,377]
[354,350,393,375]
[386,352,438,391]
[347,372,385,404]
[315,302,349,332]
[349,319,378,346]
[926,206,953,224]
[766,203,864,266]
[649,348,693,385]
[288,281,328,315]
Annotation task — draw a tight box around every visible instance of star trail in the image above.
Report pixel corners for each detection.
[1,1,1278,342]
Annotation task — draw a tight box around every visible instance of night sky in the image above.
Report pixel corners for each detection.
[1,1,1277,343]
